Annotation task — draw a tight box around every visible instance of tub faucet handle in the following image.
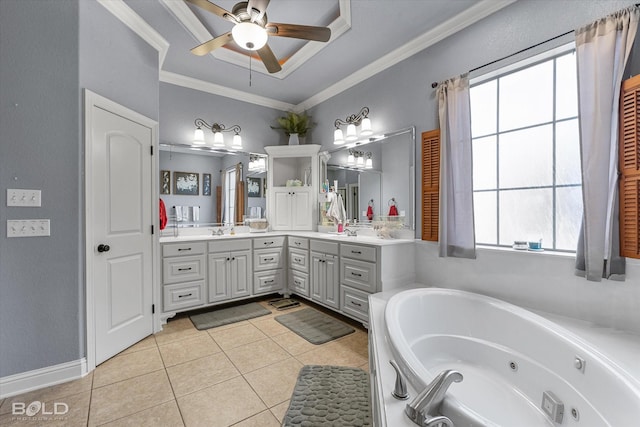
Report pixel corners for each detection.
[390,360,409,400]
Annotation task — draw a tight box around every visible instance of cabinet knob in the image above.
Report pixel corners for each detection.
[97,244,110,253]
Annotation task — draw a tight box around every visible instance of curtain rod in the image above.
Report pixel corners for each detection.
[431,29,573,88]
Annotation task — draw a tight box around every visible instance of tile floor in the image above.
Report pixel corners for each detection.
[0,298,369,426]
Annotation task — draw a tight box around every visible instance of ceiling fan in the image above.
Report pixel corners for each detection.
[186,0,332,73]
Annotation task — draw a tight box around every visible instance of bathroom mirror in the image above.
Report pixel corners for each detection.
[325,127,415,229]
[159,143,267,227]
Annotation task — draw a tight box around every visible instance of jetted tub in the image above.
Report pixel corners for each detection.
[383,288,640,426]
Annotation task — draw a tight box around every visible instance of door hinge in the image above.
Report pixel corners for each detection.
[152,304,155,314]
[150,146,154,155]
[151,225,154,234]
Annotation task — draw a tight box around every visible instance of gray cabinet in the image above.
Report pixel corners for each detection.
[208,240,252,303]
[162,242,206,312]
[310,240,339,309]
[288,236,309,297]
[252,236,285,295]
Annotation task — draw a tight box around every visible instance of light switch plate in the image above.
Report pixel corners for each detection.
[7,219,50,237]
[7,189,41,207]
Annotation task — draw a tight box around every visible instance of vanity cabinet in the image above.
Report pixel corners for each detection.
[253,236,286,295]
[310,240,340,309]
[288,236,309,296]
[162,242,206,312]
[208,240,252,303]
[340,243,378,323]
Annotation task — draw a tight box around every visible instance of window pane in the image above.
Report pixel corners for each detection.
[499,60,553,131]
[499,124,553,188]
[556,186,583,250]
[470,80,497,137]
[499,189,553,246]
[556,52,578,120]
[472,136,497,190]
[474,191,497,245]
[556,119,581,185]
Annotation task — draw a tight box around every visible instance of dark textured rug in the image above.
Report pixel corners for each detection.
[274,307,355,344]
[283,365,372,426]
[189,302,271,330]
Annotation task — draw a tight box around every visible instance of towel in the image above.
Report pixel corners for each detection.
[175,206,183,222]
[389,204,398,216]
[159,199,167,230]
[326,193,346,224]
[192,206,200,222]
[366,205,374,221]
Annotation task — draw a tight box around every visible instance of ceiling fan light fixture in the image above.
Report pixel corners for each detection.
[193,127,206,145]
[334,129,344,145]
[232,22,268,51]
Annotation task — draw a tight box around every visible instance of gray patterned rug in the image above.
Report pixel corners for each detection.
[274,308,355,344]
[283,365,372,426]
[189,302,271,330]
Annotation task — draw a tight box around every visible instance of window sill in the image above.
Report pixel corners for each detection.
[475,244,576,258]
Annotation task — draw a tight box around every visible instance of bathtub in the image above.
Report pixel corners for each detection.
[374,288,640,426]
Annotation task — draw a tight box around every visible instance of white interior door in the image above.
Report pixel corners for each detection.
[89,100,154,365]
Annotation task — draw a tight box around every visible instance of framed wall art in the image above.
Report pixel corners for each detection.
[203,173,211,196]
[160,170,170,194]
[174,171,199,195]
[247,177,262,198]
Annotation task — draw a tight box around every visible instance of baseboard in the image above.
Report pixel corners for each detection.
[0,358,88,399]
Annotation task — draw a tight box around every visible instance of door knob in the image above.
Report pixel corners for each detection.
[97,244,110,253]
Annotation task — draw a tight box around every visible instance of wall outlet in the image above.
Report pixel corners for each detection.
[7,219,50,237]
[7,189,41,207]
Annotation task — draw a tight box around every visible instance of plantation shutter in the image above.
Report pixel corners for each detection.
[620,75,640,259]
[421,129,440,241]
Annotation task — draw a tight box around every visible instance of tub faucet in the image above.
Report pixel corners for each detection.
[405,369,463,427]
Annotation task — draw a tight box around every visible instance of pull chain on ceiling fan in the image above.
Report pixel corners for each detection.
[186,0,332,73]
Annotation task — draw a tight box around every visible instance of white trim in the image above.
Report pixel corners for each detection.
[97,0,170,67]
[84,90,160,371]
[0,359,87,399]
[160,70,296,111]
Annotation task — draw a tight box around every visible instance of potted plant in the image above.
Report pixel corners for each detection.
[271,111,314,144]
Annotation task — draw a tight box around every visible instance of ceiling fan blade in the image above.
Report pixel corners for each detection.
[190,32,234,56]
[266,23,331,42]
[257,44,282,73]
[185,0,238,23]
[247,0,269,22]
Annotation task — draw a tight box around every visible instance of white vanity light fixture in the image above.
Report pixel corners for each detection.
[193,118,243,149]
[365,152,373,169]
[333,106,372,144]
[346,149,372,168]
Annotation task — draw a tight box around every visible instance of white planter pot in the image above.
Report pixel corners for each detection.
[288,133,299,145]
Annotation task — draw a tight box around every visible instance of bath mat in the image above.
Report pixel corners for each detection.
[189,302,271,330]
[275,307,355,344]
[283,365,372,426]
[268,297,301,311]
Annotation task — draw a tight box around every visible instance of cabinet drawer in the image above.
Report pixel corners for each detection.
[341,286,370,323]
[288,236,309,250]
[289,248,309,272]
[341,258,377,292]
[253,235,285,248]
[254,248,284,271]
[163,281,205,312]
[310,239,339,255]
[254,269,284,295]
[163,255,206,284]
[290,270,309,297]
[208,239,251,253]
[163,241,206,257]
[341,243,377,262]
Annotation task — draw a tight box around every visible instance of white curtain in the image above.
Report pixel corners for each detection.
[437,74,476,259]
[575,6,639,281]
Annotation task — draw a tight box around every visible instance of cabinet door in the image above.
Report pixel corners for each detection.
[290,189,312,230]
[324,254,340,309]
[310,252,324,302]
[230,250,251,299]
[208,253,230,303]
[272,189,292,230]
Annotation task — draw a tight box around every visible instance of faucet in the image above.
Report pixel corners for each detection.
[344,227,358,237]
[405,370,463,427]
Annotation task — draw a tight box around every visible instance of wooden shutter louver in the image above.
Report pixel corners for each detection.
[619,75,640,259]
[422,129,440,241]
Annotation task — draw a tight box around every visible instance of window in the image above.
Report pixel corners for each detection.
[224,167,235,225]
[470,49,582,251]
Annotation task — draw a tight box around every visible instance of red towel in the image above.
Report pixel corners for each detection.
[366,205,374,220]
[389,204,398,216]
[159,199,167,230]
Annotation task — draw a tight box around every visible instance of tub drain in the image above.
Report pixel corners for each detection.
[508,361,518,372]
[571,407,580,421]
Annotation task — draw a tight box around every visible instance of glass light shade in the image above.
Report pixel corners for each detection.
[232,133,242,149]
[232,22,268,51]
[347,153,355,165]
[213,131,224,147]
[334,128,344,145]
[360,117,372,136]
[356,156,364,167]
[365,157,373,169]
[193,127,205,145]
[345,123,358,141]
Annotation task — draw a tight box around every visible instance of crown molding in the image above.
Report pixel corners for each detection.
[97,0,169,67]
[160,70,296,111]
[297,0,517,111]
